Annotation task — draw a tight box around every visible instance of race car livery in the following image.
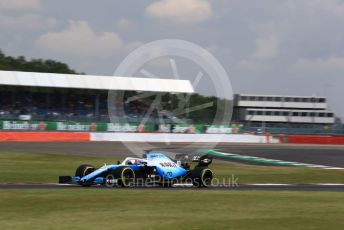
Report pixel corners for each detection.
[59,151,213,188]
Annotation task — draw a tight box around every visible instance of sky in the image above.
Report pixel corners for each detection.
[0,0,343,119]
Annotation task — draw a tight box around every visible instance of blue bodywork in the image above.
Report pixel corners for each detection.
[69,152,188,184]
[146,152,187,179]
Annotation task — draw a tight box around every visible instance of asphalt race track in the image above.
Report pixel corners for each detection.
[1,142,344,167]
[212,145,344,168]
[0,142,344,191]
[1,183,344,192]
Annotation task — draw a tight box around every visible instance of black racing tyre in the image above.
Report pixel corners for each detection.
[105,167,135,188]
[75,164,95,178]
[105,171,117,188]
[191,167,213,187]
[75,164,95,187]
[117,167,135,187]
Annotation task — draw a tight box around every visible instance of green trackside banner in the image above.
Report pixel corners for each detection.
[205,124,243,134]
[0,120,155,132]
[158,124,243,134]
[159,124,204,134]
[0,120,242,134]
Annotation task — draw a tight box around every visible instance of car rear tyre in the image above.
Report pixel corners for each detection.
[117,167,135,187]
[105,167,135,188]
[105,172,117,188]
[191,167,213,187]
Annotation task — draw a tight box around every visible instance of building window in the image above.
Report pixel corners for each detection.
[327,113,334,117]
[285,97,291,102]
[301,112,308,117]
[248,110,255,115]
[302,98,309,102]
[319,98,326,103]
[292,112,299,116]
[319,113,325,117]
[240,96,248,101]
[282,111,289,116]
[257,111,263,115]
[265,111,272,116]
[278,111,284,116]
[266,97,273,101]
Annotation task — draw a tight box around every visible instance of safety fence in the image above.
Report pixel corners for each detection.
[245,126,344,136]
[0,132,275,143]
[286,135,344,145]
[0,130,343,145]
[0,120,243,134]
[0,132,89,142]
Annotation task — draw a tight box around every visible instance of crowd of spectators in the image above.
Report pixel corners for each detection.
[0,89,162,122]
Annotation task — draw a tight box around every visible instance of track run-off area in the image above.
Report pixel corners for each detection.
[0,142,344,191]
[1,141,343,166]
[201,148,344,170]
[2,183,344,192]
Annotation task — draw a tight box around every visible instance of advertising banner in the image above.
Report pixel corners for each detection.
[205,124,242,134]
[0,120,155,132]
[0,120,243,134]
[159,124,203,133]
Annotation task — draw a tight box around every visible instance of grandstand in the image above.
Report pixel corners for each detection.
[232,94,343,135]
[2,71,342,135]
[233,94,335,125]
[0,70,238,134]
[0,86,163,123]
[0,70,193,123]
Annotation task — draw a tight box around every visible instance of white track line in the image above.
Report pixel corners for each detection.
[210,150,344,170]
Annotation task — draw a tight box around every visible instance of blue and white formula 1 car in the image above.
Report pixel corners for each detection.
[59,151,213,188]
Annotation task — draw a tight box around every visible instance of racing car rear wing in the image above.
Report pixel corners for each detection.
[192,154,213,167]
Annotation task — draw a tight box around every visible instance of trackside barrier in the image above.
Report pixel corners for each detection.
[0,132,90,142]
[287,135,344,145]
[0,131,278,143]
[90,133,280,143]
[3,132,344,144]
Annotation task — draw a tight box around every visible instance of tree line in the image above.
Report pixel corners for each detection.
[0,50,80,74]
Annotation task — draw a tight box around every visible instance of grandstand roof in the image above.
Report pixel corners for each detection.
[0,71,194,93]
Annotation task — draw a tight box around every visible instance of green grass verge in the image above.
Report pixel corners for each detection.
[212,162,344,184]
[0,152,118,183]
[0,151,344,184]
[0,189,344,230]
